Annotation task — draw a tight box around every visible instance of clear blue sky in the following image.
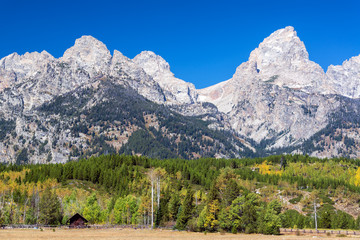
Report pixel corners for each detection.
[1,0,360,89]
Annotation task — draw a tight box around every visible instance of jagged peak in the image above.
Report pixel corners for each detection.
[72,35,107,49]
[113,49,125,58]
[133,51,168,66]
[0,50,54,70]
[135,50,157,58]
[327,54,360,72]
[267,26,297,40]
[255,26,300,49]
[249,26,309,64]
[229,26,330,95]
[342,54,360,66]
[112,50,131,63]
[62,35,111,65]
[2,52,19,59]
[1,50,53,61]
[23,50,54,60]
[133,51,172,77]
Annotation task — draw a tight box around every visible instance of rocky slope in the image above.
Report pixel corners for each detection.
[133,51,198,105]
[1,27,360,163]
[198,26,360,158]
[0,36,246,163]
[327,55,360,99]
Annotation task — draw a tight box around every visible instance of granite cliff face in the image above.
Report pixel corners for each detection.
[1,27,360,163]
[239,27,331,94]
[133,51,198,105]
[198,26,360,157]
[327,55,360,98]
[0,36,241,163]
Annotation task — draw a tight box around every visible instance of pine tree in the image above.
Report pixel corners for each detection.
[280,156,287,170]
[168,194,180,221]
[318,204,333,229]
[228,193,260,233]
[258,200,282,235]
[175,188,194,230]
[207,180,219,203]
[355,216,360,230]
[223,179,240,206]
[39,188,63,225]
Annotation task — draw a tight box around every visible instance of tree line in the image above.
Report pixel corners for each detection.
[1,154,360,234]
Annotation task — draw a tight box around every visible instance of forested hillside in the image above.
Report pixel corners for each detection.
[1,154,360,234]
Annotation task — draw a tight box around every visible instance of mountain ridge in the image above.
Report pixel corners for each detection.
[1,26,360,163]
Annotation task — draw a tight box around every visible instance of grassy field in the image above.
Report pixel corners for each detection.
[1,228,360,240]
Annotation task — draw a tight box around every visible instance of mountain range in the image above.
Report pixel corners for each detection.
[1,26,360,164]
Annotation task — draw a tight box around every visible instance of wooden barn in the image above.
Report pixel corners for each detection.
[68,213,88,228]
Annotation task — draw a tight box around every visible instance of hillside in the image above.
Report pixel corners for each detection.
[9,79,251,163]
[1,155,360,233]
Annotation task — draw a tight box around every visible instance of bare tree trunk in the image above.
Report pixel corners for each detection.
[195,191,198,206]
[0,191,3,209]
[157,176,160,208]
[143,211,146,226]
[314,199,318,230]
[128,207,131,225]
[36,187,40,224]
[10,190,14,224]
[23,197,28,223]
[151,178,154,229]
[147,211,150,226]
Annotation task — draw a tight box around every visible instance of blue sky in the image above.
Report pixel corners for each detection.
[1,0,360,88]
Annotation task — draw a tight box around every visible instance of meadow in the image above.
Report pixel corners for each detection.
[1,228,359,240]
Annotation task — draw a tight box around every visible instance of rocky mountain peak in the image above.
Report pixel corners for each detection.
[249,26,309,65]
[231,26,330,94]
[264,26,298,42]
[61,35,111,73]
[0,50,54,70]
[0,51,55,86]
[2,30,360,163]
[327,54,360,98]
[133,51,198,105]
[112,50,130,63]
[133,51,173,79]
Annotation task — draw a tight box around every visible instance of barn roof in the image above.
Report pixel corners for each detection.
[68,213,88,223]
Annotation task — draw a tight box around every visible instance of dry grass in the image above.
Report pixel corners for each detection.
[1,228,360,240]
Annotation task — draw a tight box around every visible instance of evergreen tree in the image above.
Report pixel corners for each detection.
[280,156,287,170]
[176,188,194,230]
[280,209,306,229]
[355,216,360,230]
[241,193,260,233]
[258,200,282,235]
[39,188,63,225]
[227,193,260,233]
[318,204,333,229]
[207,180,219,203]
[223,179,240,207]
[168,194,181,221]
